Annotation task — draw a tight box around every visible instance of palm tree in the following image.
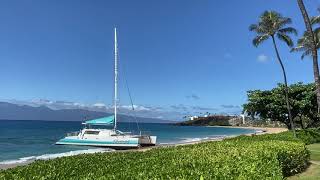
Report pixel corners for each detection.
[291,31,320,59]
[297,0,320,114]
[249,11,297,136]
[310,8,320,35]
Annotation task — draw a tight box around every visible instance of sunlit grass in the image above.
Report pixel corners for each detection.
[307,143,320,161]
[287,163,320,180]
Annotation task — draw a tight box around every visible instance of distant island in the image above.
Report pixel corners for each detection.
[0,102,173,124]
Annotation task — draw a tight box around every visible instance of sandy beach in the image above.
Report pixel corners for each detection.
[209,126,288,134]
[0,126,287,170]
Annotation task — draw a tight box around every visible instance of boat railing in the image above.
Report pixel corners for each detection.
[66,131,79,137]
[139,131,152,136]
[122,131,133,135]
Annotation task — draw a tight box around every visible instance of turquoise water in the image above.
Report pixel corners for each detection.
[0,120,256,164]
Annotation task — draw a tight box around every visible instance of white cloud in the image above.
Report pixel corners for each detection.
[93,103,106,108]
[119,105,150,111]
[224,53,232,59]
[31,99,53,104]
[257,54,268,62]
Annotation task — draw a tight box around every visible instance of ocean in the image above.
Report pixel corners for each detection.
[0,120,256,165]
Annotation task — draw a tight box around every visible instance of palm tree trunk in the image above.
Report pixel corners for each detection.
[298,115,305,129]
[271,36,296,137]
[297,0,320,114]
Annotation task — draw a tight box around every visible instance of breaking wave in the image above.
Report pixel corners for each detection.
[0,148,113,165]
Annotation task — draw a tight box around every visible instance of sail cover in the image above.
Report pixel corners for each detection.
[84,116,115,125]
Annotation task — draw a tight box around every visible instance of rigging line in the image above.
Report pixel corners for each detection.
[118,54,141,133]
[124,70,141,133]
[124,67,141,133]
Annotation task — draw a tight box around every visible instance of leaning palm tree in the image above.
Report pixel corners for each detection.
[249,11,297,136]
[297,0,320,114]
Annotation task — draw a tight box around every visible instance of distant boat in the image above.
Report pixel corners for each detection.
[56,28,157,149]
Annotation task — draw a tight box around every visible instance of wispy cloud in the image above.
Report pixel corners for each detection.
[93,103,106,108]
[191,106,218,111]
[170,104,188,111]
[220,105,240,109]
[186,94,200,100]
[257,54,268,62]
[224,53,232,59]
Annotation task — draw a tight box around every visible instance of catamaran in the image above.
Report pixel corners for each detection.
[56,28,157,149]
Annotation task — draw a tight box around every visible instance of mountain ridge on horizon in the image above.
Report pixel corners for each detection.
[0,102,174,123]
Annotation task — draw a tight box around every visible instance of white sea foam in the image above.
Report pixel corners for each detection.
[180,135,226,143]
[160,135,227,145]
[0,148,113,165]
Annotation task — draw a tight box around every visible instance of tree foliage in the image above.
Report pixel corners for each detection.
[291,10,320,59]
[291,31,320,59]
[292,8,320,59]
[249,10,297,47]
[243,82,319,129]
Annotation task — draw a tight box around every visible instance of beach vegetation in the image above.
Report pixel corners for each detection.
[243,82,320,129]
[287,143,320,179]
[176,115,233,126]
[0,130,314,179]
[296,0,320,114]
[249,10,297,135]
[230,128,320,145]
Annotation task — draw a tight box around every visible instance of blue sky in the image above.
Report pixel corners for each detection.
[0,0,319,119]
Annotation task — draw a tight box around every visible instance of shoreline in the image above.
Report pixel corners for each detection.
[0,126,286,170]
[207,126,288,134]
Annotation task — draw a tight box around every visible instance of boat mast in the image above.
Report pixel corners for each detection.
[114,28,118,130]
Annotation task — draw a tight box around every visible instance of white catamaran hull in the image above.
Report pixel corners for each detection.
[56,136,140,149]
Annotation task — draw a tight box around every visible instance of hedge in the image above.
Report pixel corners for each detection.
[0,134,310,179]
[228,128,320,145]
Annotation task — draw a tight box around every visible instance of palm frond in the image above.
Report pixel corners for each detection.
[314,27,320,37]
[279,27,298,36]
[252,34,269,47]
[249,24,258,31]
[279,17,292,27]
[291,45,307,53]
[301,50,312,59]
[277,33,294,47]
[311,16,320,25]
[291,31,320,59]
[250,10,295,48]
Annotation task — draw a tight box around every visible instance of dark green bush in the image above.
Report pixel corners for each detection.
[0,137,309,179]
[296,129,320,145]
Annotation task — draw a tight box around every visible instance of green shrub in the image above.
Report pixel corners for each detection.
[296,129,320,145]
[0,138,309,179]
[228,129,320,145]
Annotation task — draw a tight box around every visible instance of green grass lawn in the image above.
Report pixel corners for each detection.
[287,143,320,180]
[308,143,320,161]
[287,164,320,180]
